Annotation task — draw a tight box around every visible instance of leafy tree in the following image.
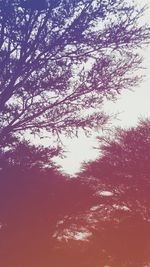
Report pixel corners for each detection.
[80,118,150,211]
[1,119,150,266]
[95,119,150,178]
[73,119,150,266]
[0,0,149,143]
[0,138,61,172]
[0,153,94,267]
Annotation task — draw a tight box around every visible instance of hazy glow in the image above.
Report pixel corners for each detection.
[97,191,114,197]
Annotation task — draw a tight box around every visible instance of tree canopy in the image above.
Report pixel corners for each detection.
[0,0,150,143]
[81,119,150,179]
[1,116,150,265]
[75,119,150,266]
[0,137,61,172]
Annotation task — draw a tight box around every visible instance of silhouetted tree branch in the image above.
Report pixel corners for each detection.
[0,0,149,143]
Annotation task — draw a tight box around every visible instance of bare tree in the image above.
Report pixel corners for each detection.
[0,0,149,143]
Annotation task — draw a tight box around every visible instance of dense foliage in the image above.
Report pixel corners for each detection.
[76,119,150,266]
[0,138,61,173]
[82,119,150,179]
[1,120,150,266]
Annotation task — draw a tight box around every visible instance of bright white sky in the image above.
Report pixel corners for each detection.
[56,48,150,175]
[56,1,150,176]
[28,0,150,176]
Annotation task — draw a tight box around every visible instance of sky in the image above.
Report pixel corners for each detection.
[26,0,150,176]
[55,0,150,175]
[56,37,150,175]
